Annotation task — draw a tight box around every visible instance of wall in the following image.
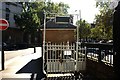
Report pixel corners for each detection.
[86,59,115,80]
[1,2,23,45]
[1,2,22,28]
[2,28,23,44]
[42,29,76,43]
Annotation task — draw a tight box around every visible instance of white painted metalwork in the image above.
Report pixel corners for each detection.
[0,51,2,70]
[43,10,46,74]
[44,42,86,73]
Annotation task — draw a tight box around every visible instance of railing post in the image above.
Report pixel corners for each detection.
[1,41,5,70]
[34,46,36,53]
[2,48,4,70]
[85,46,87,59]
[43,10,46,76]
[76,42,78,71]
[98,48,102,62]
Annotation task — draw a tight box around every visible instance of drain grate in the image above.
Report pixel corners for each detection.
[47,75,82,80]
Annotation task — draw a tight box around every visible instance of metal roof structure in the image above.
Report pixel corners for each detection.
[40,17,76,29]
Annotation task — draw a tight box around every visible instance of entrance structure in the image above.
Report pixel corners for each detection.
[41,15,86,77]
[45,42,86,74]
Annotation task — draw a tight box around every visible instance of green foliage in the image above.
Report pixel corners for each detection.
[90,26,105,39]
[76,20,91,39]
[75,1,113,40]
[14,1,69,32]
[14,2,40,33]
[92,1,113,40]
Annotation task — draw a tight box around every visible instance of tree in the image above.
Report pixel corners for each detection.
[90,26,105,39]
[15,1,69,30]
[30,1,69,24]
[14,2,40,32]
[14,1,70,44]
[93,1,113,40]
[76,20,91,41]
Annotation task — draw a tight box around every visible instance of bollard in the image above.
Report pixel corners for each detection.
[2,45,4,70]
[34,47,36,53]
[30,73,35,80]
[98,48,102,63]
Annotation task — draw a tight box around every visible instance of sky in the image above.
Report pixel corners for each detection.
[51,0,100,23]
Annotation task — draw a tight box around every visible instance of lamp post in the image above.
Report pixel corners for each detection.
[43,10,46,74]
[76,14,79,71]
[79,10,81,42]
[42,11,59,74]
[74,10,81,71]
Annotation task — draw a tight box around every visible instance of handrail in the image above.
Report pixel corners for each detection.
[81,42,113,50]
[80,42,113,66]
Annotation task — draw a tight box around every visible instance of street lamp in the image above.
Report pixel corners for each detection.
[43,10,46,74]
[75,10,81,42]
[74,10,81,71]
[42,11,59,74]
[69,10,81,71]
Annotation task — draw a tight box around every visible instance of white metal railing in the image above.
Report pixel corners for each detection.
[87,48,113,66]
[44,42,86,74]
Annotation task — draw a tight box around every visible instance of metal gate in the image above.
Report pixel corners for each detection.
[44,42,86,73]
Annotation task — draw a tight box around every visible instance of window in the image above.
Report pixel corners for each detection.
[6,13,9,20]
[6,2,10,8]
[6,8,10,12]
[56,16,70,23]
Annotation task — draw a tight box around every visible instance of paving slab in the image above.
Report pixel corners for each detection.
[1,48,42,79]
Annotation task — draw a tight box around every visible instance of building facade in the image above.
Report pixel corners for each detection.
[0,2,23,44]
[41,16,76,44]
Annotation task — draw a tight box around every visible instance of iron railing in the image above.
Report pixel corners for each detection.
[81,42,113,66]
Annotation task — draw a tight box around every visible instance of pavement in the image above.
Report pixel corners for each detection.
[0,47,42,80]
[0,47,87,80]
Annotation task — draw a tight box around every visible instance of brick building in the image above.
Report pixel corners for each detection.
[0,2,23,44]
[41,16,76,44]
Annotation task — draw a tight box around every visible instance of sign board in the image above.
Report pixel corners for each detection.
[56,16,70,23]
[0,19,9,30]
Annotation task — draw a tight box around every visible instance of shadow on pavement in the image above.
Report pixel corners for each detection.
[16,57,46,79]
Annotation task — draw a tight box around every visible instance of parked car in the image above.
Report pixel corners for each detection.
[107,40,113,43]
[98,40,106,43]
[15,43,28,49]
[0,42,7,50]
[87,48,98,54]
[0,42,2,49]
